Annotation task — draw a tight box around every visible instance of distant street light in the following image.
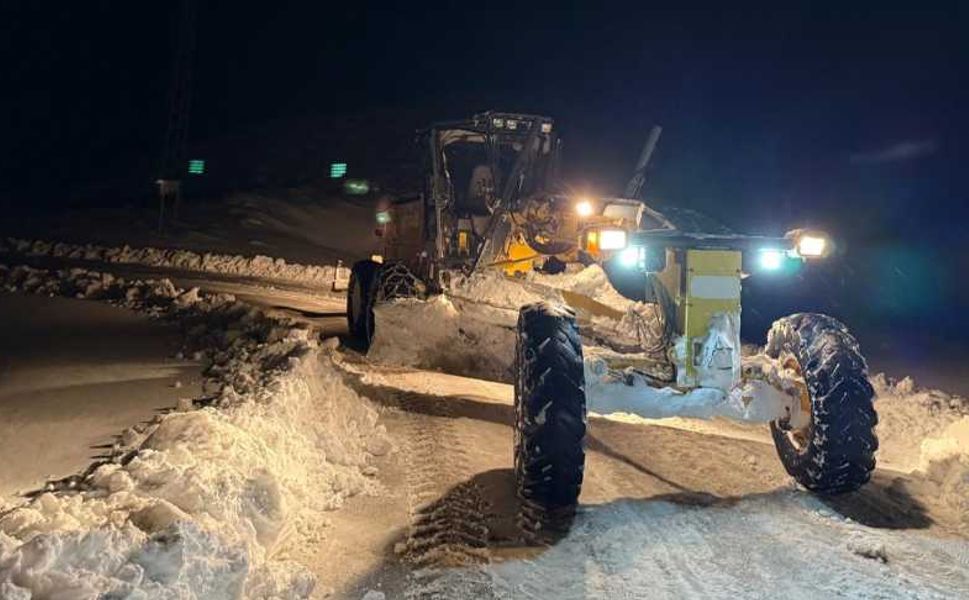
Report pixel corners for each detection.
[330,162,348,178]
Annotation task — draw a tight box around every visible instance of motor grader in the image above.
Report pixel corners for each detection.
[347,111,877,528]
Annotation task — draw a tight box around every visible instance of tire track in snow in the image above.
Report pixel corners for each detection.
[393,391,497,599]
[485,492,969,599]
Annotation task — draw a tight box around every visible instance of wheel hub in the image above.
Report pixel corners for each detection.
[779,354,813,452]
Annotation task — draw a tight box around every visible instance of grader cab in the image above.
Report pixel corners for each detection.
[370,111,648,282]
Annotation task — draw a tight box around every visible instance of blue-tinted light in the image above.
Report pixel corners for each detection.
[618,246,641,268]
[758,248,786,271]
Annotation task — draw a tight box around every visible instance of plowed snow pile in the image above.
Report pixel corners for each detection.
[873,375,969,521]
[0,265,390,598]
[369,295,519,382]
[369,266,658,382]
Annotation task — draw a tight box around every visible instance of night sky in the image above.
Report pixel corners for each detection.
[2,2,966,347]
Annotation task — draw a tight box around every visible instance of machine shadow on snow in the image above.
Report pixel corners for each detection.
[817,472,931,530]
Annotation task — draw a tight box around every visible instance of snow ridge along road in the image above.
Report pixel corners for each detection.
[0,238,342,287]
[0,264,389,598]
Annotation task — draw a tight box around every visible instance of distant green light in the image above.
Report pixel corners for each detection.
[344,179,370,195]
[330,162,348,178]
[375,210,391,225]
[187,159,205,175]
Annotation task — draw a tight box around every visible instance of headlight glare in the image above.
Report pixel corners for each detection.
[599,229,628,250]
[618,246,641,267]
[758,248,786,271]
[796,235,827,258]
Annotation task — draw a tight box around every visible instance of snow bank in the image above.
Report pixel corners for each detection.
[0,263,390,598]
[0,237,339,286]
[528,264,638,311]
[873,374,969,471]
[872,374,969,523]
[447,265,638,313]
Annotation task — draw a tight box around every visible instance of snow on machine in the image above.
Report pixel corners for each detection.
[347,112,877,529]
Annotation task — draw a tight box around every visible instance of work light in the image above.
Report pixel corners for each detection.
[599,229,628,250]
[786,229,832,259]
[796,234,828,258]
[758,248,786,271]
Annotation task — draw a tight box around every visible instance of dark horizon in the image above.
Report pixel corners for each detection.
[3,4,964,221]
[2,3,966,347]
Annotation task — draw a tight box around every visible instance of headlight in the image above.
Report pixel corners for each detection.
[599,229,628,250]
[575,199,594,218]
[786,229,832,259]
[757,248,787,271]
[796,234,828,258]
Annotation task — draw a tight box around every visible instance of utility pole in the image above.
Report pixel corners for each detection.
[157,0,198,232]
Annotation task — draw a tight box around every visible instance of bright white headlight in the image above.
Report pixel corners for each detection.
[758,248,786,271]
[599,229,628,250]
[796,235,827,258]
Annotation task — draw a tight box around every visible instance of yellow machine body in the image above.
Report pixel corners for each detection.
[494,234,542,275]
[656,249,742,385]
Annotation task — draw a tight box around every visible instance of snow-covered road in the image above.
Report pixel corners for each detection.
[306,360,969,598]
[1,243,966,599]
[0,293,202,496]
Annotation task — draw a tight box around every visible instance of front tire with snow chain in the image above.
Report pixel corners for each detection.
[514,302,587,532]
[767,313,878,494]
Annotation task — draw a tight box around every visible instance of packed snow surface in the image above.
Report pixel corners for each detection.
[0,264,390,598]
[478,492,969,599]
[0,293,202,496]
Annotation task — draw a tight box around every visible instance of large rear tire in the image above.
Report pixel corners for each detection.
[767,313,878,494]
[347,259,380,348]
[514,302,587,530]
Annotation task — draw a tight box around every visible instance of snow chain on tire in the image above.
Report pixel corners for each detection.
[514,301,587,533]
[347,261,425,351]
[375,261,425,304]
[767,313,878,494]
